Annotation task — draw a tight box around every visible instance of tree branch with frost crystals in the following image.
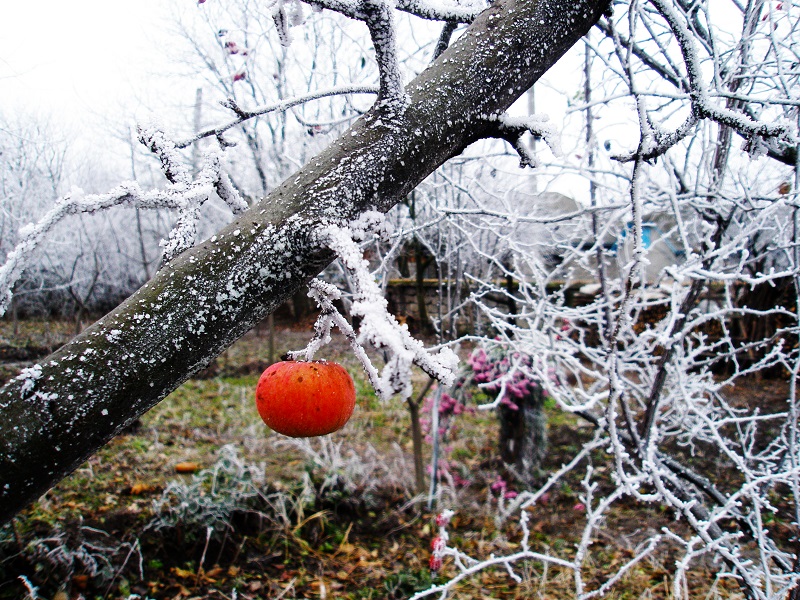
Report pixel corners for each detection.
[285,279,386,398]
[160,150,248,262]
[483,113,563,168]
[272,0,299,47]
[139,122,247,261]
[307,0,484,22]
[313,217,457,399]
[137,124,191,186]
[648,0,795,150]
[0,145,245,315]
[0,154,247,316]
[175,85,380,149]
[363,0,408,110]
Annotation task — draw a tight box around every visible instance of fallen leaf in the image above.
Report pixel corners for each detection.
[204,566,225,580]
[337,542,355,555]
[171,566,194,579]
[175,462,200,473]
[129,483,157,495]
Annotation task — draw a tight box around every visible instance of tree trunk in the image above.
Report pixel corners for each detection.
[498,384,547,486]
[415,243,434,334]
[408,376,435,495]
[0,0,609,525]
[408,399,426,495]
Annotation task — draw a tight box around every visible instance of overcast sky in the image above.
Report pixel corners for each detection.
[0,1,182,129]
[0,1,605,200]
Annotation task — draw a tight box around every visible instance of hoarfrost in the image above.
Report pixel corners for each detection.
[286,216,457,400]
[14,365,43,398]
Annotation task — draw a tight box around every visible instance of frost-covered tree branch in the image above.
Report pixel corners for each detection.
[175,85,380,149]
[0,143,245,316]
[483,113,563,168]
[287,218,459,400]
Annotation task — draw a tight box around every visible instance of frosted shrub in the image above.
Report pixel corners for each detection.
[151,444,269,532]
[278,435,416,499]
[23,527,142,589]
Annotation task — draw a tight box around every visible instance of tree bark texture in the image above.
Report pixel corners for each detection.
[0,0,609,525]
[498,383,547,486]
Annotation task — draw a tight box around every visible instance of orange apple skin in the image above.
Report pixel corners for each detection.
[256,360,356,437]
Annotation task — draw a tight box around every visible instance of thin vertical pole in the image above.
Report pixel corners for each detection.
[427,385,443,510]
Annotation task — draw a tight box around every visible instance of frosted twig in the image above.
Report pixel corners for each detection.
[285,279,386,397]
[176,85,380,149]
[160,150,247,262]
[363,0,408,111]
[0,142,244,315]
[649,0,795,149]
[307,213,458,399]
[138,123,191,185]
[287,213,457,400]
[483,113,563,168]
[306,0,484,23]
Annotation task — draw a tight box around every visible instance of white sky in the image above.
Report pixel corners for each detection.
[0,1,182,136]
[0,1,625,202]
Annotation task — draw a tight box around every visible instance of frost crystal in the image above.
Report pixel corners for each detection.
[14,365,43,397]
[286,215,457,401]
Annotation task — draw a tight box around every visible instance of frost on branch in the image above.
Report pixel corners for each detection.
[0,127,246,316]
[137,123,192,186]
[362,0,408,111]
[158,149,248,263]
[272,0,305,47]
[484,113,562,168]
[286,212,457,400]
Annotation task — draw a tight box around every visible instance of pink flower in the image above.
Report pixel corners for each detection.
[573,502,586,512]
[491,476,507,492]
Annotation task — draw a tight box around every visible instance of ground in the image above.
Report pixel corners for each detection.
[0,318,790,599]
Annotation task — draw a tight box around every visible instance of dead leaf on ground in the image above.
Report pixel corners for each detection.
[128,483,158,495]
[171,566,195,579]
[174,462,200,473]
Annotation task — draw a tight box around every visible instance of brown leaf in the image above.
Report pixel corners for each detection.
[204,566,225,581]
[175,462,200,474]
[171,566,194,579]
[72,574,89,590]
[129,483,157,495]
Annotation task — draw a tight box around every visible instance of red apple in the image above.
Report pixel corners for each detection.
[256,360,356,437]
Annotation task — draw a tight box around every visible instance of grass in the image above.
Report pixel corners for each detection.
[0,318,778,599]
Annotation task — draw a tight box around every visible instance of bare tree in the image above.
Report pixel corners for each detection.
[420,2,800,598]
